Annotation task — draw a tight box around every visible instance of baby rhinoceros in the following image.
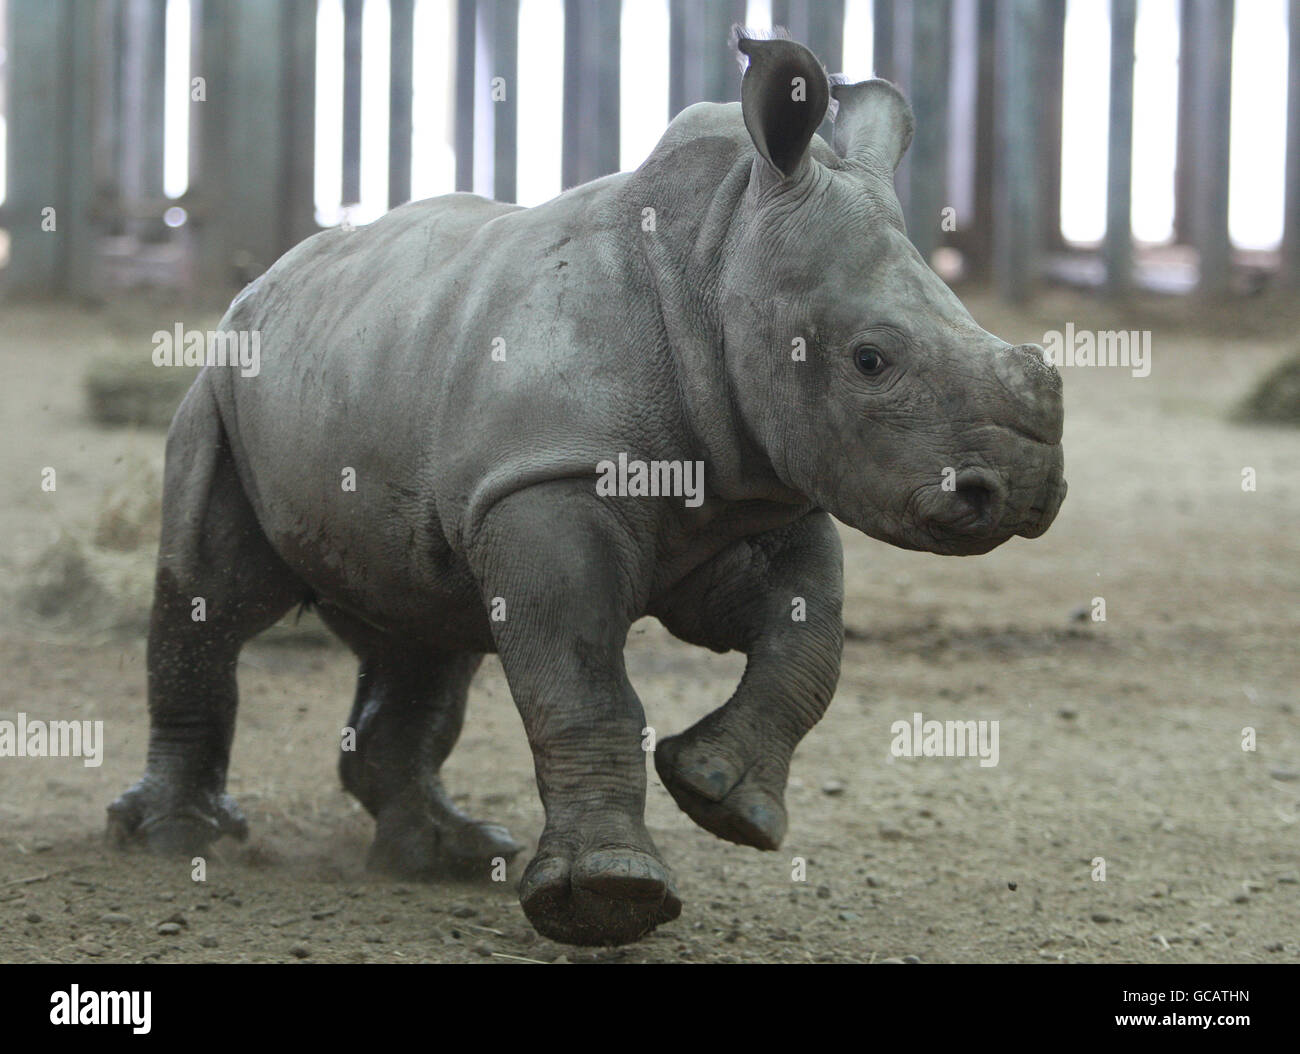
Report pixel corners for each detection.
[109,35,1066,946]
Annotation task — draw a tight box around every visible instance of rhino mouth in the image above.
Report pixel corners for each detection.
[1015,474,1068,539]
[908,456,1067,555]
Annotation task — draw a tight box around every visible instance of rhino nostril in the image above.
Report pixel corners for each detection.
[942,469,1006,530]
[955,481,992,519]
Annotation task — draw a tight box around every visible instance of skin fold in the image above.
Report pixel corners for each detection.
[107,36,1066,947]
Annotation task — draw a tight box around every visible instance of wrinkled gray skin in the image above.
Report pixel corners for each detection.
[108,38,1065,946]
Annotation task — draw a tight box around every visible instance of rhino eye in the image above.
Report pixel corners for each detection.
[854,344,886,376]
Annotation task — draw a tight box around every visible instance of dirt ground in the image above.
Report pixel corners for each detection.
[1,288,1297,964]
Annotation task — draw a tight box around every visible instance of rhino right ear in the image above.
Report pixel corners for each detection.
[830,79,915,176]
[736,34,829,180]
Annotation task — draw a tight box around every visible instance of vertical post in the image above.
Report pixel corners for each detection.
[805,0,846,75]
[668,0,686,119]
[95,0,127,239]
[993,0,1042,303]
[1282,0,1300,288]
[455,0,476,192]
[1038,0,1066,252]
[65,0,100,295]
[191,1,320,291]
[281,0,317,247]
[771,1,806,42]
[3,0,98,296]
[1191,0,1234,297]
[873,0,896,80]
[390,0,415,208]
[563,0,620,188]
[561,0,584,187]
[120,0,167,242]
[962,0,998,283]
[1173,0,1200,244]
[490,0,519,203]
[773,0,848,64]
[681,0,744,107]
[342,0,363,208]
[797,0,846,142]
[1104,0,1136,296]
[902,0,951,267]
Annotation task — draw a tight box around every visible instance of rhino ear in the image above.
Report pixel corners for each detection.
[830,79,915,175]
[736,35,829,179]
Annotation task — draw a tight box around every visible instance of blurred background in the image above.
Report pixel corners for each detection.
[0,0,1295,300]
[0,2,1297,965]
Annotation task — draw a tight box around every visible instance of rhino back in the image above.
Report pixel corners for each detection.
[205,181,680,627]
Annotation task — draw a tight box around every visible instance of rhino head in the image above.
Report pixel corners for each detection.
[718,36,1066,555]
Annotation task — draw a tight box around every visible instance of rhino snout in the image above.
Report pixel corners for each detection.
[994,343,1064,446]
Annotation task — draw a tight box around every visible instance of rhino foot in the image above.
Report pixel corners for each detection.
[367,800,524,880]
[655,735,788,850]
[519,842,682,947]
[107,774,249,855]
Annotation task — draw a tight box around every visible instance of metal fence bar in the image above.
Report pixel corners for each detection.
[1104,0,1136,296]
[390,0,414,208]
[1190,0,1234,297]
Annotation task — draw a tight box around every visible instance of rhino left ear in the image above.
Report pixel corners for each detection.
[830,79,914,175]
[736,35,829,179]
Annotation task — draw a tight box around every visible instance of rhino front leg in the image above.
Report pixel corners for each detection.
[651,511,844,850]
[473,487,680,946]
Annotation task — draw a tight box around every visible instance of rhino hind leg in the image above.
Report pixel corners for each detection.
[327,634,524,879]
[108,380,305,855]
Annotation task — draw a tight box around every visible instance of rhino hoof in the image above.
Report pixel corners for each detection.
[107,776,248,855]
[655,736,788,851]
[519,845,682,946]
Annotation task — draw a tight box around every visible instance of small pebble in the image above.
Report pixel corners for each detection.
[156,922,182,936]
[878,957,905,964]
[290,945,311,959]
[901,954,922,964]
[451,905,477,918]
[1269,768,1299,782]
[1007,882,1018,891]
[25,913,42,924]
[198,935,219,948]
[79,942,106,957]
[815,885,831,900]
[821,780,845,796]
[1058,707,1078,721]
[877,824,904,841]
[99,913,132,926]
[33,842,54,853]
[1091,912,1116,924]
